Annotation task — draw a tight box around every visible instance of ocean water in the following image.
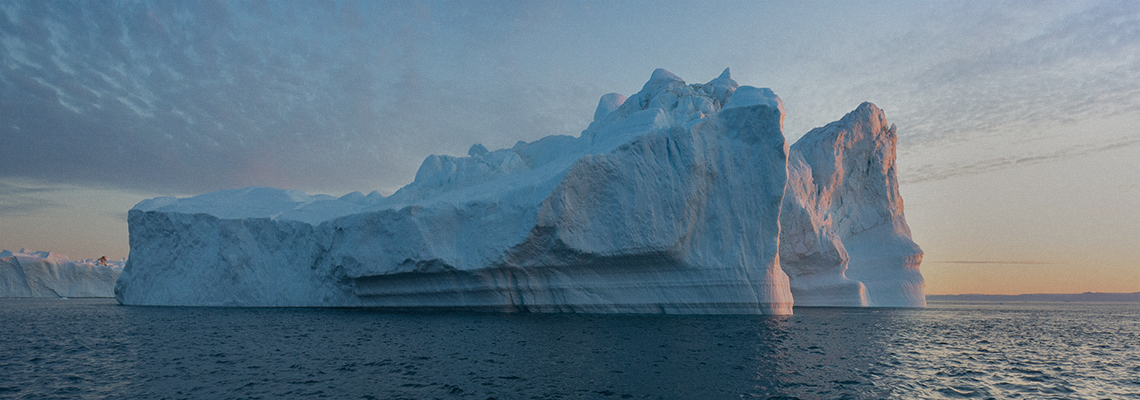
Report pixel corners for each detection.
[1,300,1138,399]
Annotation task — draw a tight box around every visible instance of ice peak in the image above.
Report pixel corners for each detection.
[581,68,776,144]
[630,68,688,104]
[792,101,906,240]
[644,68,684,89]
[636,69,744,118]
[468,143,490,157]
[837,102,894,139]
[594,93,628,122]
[706,67,739,90]
[723,86,784,131]
[724,86,782,111]
[850,102,883,120]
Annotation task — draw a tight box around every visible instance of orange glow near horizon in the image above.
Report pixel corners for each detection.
[901,131,1140,295]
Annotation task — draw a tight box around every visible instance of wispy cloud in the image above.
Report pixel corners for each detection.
[901,135,1140,184]
[0,183,64,216]
[103,211,130,222]
[827,1,1140,184]
[0,182,63,196]
[891,1,1140,148]
[929,260,1067,265]
[0,1,595,196]
[0,1,1135,194]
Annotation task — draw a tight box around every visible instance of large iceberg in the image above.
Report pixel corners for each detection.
[116,69,924,313]
[1,249,124,298]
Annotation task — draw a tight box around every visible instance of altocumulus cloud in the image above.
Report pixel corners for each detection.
[883,1,1140,181]
[0,1,596,196]
[1,0,1137,197]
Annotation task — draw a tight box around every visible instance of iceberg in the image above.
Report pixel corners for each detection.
[780,103,925,307]
[116,68,924,313]
[1,249,124,298]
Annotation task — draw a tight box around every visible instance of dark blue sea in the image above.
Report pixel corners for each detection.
[1,299,1138,399]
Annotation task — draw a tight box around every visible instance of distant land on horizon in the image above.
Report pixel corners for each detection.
[927,292,1140,303]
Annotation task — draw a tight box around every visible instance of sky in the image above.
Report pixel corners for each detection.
[1,0,1138,295]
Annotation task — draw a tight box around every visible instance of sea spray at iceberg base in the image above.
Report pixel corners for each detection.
[116,69,924,313]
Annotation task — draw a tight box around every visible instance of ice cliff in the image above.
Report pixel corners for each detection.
[1,249,124,298]
[116,68,924,313]
[780,103,925,307]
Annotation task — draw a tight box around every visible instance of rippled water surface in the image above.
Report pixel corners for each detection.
[1,299,1138,399]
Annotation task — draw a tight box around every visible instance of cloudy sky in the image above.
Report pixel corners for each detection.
[2,0,1137,294]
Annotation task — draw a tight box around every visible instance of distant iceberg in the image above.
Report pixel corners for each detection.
[1,249,124,298]
[116,69,924,313]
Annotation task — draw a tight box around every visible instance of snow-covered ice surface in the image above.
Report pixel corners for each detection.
[117,69,924,313]
[1,249,124,298]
